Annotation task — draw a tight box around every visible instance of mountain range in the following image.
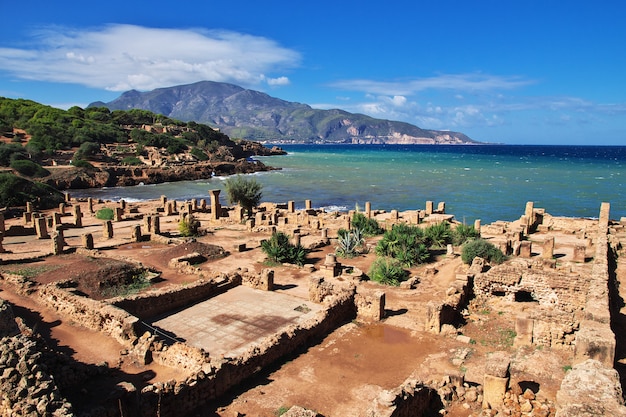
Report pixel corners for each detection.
[89,81,477,145]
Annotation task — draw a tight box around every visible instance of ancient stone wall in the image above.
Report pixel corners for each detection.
[36,282,139,346]
[0,298,19,337]
[366,377,441,417]
[425,273,472,333]
[112,274,238,319]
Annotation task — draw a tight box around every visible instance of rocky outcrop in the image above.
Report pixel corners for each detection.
[42,159,277,190]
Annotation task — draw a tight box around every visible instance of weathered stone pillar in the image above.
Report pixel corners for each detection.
[0,232,6,253]
[131,224,142,242]
[542,236,555,259]
[64,192,71,203]
[58,203,66,215]
[446,244,454,255]
[425,201,434,215]
[199,199,207,211]
[483,351,510,410]
[292,232,301,247]
[52,231,64,255]
[0,213,5,233]
[573,244,587,262]
[160,195,167,207]
[287,200,295,213]
[165,201,174,216]
[152,215,160,235]
[260,269,274,291]
[390,210,398,221]
[365,201,372,218]
[234,205,245,222]
[321,253,341,278]
[514,316,534,347]
[35,217,49,239]
[191,198,198,211]
[73,205,83,228]
[599,202,610,229]
[474,219,481,234]
[519,241,532,258]
[87,197,94,213]
[356,290,386,321]
[437,202,445,213]
[246,218,255,231]
[82,233,94,250]
[119,199,126,210]
[52,212,62,229]
[26,202,33,213]
[321,228,328,239]
[103,220,113,239]
[209,189,221,220]
[22,212,32,225]
[143,215,153,233]
[114,207,124,222]
[305,200,312,210]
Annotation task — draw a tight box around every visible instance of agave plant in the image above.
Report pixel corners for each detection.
[336,228,365,258]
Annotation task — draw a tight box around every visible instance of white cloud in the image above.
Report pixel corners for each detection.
[0,24,300,91]
[329,73,534,96]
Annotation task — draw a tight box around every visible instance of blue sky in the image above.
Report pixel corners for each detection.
[1,1,625,145]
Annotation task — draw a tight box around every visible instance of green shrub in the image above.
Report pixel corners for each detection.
[452,223,480,246]
[190,147,209,161]
[95,207,114,220]
[336,228,365,258]
[10,159,49,177]
[375,224,430,267]
[424,222,452,248]
[261,232,307,266]
[224,175,263,217]
[351,212,383,236]
[368,257,407,286]
[0,173,64,209]
[179,214,200,237]
[71,159,95,169]
[121,156,143,166]
[461,239,506,265]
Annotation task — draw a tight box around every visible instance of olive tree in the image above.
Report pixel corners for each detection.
[224,175,263,217]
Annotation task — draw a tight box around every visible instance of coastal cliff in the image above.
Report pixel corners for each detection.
[41,159,276,190]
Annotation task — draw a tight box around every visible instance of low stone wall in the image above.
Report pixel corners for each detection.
[425,273,472,333]
[365,377,441,417]
[112,273,239,319]
[0,298,19,337]
[36,282,139,346]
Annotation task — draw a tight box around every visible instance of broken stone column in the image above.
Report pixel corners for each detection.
[287,200,295,213]
[437,201,445,213]
[82,233,94,250]
[35,217,49,239]
[246,218,255,231]
[52,231,64,255]
[524,201,534,227]
[474,219,481,234]
[131,224,142,242]
[599,202,610,229]
[58,203,66,215]
[321,228,328,239]
[64,192,71,203]
[292,232,301,247]
[542,236,555,259]
[365,201,372,218]
[160,195,167,207]
[260,269,274,291]
[119,199,126,210]
[519,241,532,258]
[152,215,160,235]
[52,212,62,230]
[390,210,398,221]
[103,220,113,239]
[114,207,124,222]
[483,351,510,410]
[87,197,94,213]
[573,244,586,262]
[22,212,32,225]
[425,201,434,215]
[26,201,33,213]
[143,215,153,233]
[191,198,198,211]
[321,253,341,278]
[73,205,83,227]
[209,189,221,220]
[0,232,5,253]
[199,199,207,211]
[165,201,174,216]
[305,200,312,210]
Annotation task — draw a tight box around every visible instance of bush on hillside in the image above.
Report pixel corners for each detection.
[0,173,64,209]
[351,212,383,236]
[461,239,506,265]
[10,159,49,177]
[368,257,407,286]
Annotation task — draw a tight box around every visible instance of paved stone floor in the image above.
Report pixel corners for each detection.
[151,286,322,357]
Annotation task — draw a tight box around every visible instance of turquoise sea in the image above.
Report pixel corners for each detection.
[72,145,626,224]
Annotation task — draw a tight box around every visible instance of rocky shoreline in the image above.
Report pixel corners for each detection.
[40,159,279,190]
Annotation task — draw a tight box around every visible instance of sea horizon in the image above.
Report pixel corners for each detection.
[72,143,626,224]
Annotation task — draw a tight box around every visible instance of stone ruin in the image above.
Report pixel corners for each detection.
[0,195,625,416]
